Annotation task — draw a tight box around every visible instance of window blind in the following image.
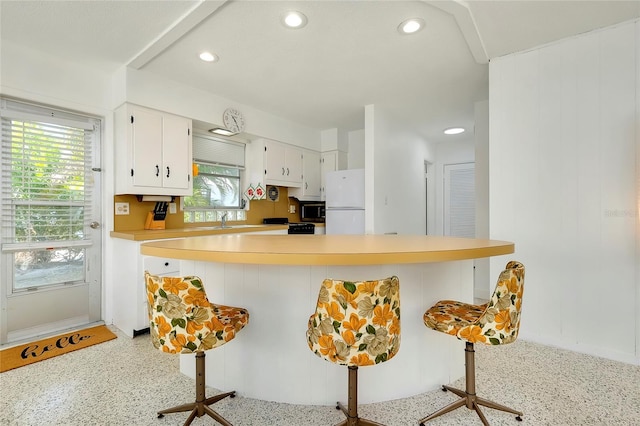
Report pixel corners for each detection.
[1,99,97,248]
[192,134,245,168]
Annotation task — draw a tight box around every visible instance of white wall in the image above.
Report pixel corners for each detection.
[490,20,639,364]
[365,104,435,235]
[120,68,321,150]
[474,100,490,299]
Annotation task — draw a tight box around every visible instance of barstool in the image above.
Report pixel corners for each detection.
[144,272,249,426]
[306,276,401,426]
[419,261,525,426]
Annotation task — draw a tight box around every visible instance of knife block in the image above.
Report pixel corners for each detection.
[144,212,165,230]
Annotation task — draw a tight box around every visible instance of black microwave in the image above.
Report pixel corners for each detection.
[300,202,325,223]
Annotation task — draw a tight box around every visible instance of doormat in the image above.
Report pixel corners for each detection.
[0,325,117,373]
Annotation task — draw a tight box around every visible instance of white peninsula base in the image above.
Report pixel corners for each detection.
[177,260,475,405]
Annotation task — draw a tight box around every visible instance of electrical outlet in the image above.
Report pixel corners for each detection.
[115,202,129,215]
[169,202,177,214]
[289,205,296,214]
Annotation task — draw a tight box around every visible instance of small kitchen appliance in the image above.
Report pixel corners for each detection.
[299,201,325,223]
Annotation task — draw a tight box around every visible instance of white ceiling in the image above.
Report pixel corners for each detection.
[2,1,639,144]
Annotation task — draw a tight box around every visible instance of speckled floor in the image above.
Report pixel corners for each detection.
[1,325,638,426]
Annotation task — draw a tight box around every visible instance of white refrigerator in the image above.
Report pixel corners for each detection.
[325,169,365,235]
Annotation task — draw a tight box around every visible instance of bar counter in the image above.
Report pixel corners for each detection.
[140,234,514,405]
[140,234,514,264]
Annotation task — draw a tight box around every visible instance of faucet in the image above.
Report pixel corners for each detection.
[221,213,228,228]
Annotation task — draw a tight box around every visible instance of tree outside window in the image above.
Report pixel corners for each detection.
[183,163,246,223]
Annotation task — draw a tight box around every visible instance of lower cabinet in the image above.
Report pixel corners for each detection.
[111,229,288,337]
[111,238,179,337]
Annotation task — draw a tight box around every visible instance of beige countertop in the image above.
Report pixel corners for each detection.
[109,224,291,241]
[140,234,514,265]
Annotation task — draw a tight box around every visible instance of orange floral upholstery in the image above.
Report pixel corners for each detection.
[424,261,524,345]
[307,276,400,366]
[145,272,249,354]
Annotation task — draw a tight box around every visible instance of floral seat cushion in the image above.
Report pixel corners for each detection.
[145,273,249,354]
[307,276,400,367]
[423,261,524,346]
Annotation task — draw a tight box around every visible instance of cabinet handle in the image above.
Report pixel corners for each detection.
[287,167,290,176]
[282,167,285,176]
[155,165,160,177]
[166,166,170,178]
[305,182,308,189]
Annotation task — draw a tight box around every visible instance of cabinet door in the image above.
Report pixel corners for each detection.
[289,149,321,199]
[131,107,163,188]
[302,150,321,196]
[285,146,303,185]
[321,151,337,198]
[162,114,192,191]
[264,140,286,182]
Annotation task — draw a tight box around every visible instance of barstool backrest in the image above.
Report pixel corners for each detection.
[145,272,249,354]
[307,276,400,366]
[463,260,525,345]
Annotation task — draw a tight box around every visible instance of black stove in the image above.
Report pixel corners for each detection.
[262,217,315,234]
[287,222,315,234]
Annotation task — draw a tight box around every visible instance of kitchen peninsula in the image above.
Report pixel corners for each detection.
[140,234,514,405]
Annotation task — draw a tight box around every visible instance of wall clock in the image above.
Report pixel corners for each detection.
[223,108,245,134]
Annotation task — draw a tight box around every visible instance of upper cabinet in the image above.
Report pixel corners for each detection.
[320,150,347,199]
[289,149,321,201]
[115,104,193,196]
[247,138,303,188]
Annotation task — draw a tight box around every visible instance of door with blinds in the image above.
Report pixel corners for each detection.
[444,162,475,238]
[0,98,102,344]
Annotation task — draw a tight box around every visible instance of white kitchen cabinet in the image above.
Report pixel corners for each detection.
[115,103,193,196]
[247,138,303,188]
[111,229,289,337]
[289,149,321,200]
[320,150,348,199]
[111,238,180,337]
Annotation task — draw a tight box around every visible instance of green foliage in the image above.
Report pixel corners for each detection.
[8,120,87,248]
[183,163,240,208]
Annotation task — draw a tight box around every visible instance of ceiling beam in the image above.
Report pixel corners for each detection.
[127,0,230,70]
[425,0,489,64]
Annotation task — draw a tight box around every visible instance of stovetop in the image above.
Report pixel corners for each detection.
[262,218,315,234]
[287,222,315,234]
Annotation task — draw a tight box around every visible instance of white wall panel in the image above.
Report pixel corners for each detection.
[490,21,639,364]
[178,260,472,404]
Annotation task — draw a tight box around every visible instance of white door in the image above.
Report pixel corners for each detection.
[0,99,102,344]
[444,163,475,237]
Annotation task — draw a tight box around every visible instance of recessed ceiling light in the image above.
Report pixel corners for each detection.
[209,128,235,136]
[281,11,308,29]
[199,52,218,62]
[444,127,465,135]
[398,18,424,35]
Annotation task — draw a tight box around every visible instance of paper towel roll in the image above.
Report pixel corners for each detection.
[139,195,173,202]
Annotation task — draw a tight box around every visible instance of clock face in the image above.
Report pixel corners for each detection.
[223,108,245,133]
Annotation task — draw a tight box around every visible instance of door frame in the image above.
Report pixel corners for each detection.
[0,99,103,344]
